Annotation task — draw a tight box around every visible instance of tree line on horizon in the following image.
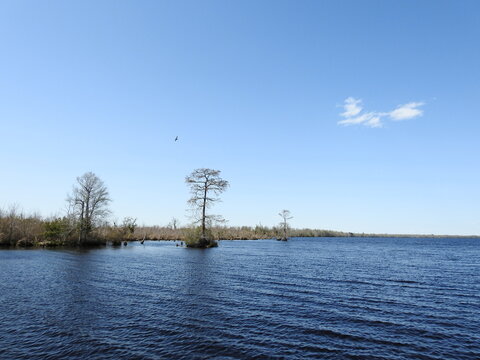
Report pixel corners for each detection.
[0,169,300,248]
[3,169,471,248]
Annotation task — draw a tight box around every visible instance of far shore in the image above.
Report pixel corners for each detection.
[1,212,478,249]
[128,227,480,241]
[1,233,478,250]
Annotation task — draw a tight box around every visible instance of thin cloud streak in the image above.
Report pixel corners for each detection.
[338,98,425,128]
[338,112,382,127]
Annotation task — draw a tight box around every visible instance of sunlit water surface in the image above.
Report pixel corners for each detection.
[1,237,479,359]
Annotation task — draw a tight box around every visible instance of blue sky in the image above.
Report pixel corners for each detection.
[1,0,479,234]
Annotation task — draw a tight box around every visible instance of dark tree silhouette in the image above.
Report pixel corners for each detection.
[185,168,229,246]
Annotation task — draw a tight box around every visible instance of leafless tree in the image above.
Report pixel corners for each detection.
[122,217,137,235]
[2,204,21,245]
[278,209,293,241]
[185,168,229,242]
[169,217,179,230]
[67,172,111,244]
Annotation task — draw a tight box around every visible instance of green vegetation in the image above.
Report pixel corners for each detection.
[183,227,217,248]
[43,217,72,245]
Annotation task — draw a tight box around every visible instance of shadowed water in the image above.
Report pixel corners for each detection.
[1,237,479,359]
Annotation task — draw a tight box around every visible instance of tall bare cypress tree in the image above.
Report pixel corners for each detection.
[278,209,293,241]
[185,168,229,246]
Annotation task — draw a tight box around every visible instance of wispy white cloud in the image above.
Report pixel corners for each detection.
[365,114,382,128]
[338,112,382,127]
[389,102,424,121]
[341,97,362,117]
[338,98,425,128]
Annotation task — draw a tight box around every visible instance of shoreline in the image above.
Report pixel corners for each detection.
[1,234,479,250]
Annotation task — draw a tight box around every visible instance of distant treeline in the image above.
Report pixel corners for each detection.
[134,225,355,241]
[134,226,480,241]
[1,207,477,248]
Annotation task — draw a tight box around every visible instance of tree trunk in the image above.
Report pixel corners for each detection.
[79,203,85,245]
[201,183,207,239]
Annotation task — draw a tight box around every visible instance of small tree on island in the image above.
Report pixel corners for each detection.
[185,168,229,248]
[278,209,293,241]
[67,172,111,245]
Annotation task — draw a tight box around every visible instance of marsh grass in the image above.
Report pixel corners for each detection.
[1,206,476,248]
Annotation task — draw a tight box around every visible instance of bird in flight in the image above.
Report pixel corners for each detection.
[175,136,178,141]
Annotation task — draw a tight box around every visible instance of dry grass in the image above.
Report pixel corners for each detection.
[131,225,355,241]
[2,205,477,248]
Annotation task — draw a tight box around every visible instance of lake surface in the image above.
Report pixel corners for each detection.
[1,237,479,359]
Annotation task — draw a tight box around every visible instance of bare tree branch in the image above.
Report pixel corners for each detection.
[279,209,293,240]
[67,172,111,244]
[185,168,229,243]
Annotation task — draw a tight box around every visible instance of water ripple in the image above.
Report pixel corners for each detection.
[1,237,479,359]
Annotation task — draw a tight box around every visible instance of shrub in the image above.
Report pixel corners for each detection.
[184,227,217,248]
[44,218,69,242]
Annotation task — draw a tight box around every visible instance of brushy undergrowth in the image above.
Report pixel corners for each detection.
[3,205,468,248]
[0,206,136,248]
[183,227,217,248]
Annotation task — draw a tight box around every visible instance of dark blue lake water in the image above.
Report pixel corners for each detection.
[1,237,479,359]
